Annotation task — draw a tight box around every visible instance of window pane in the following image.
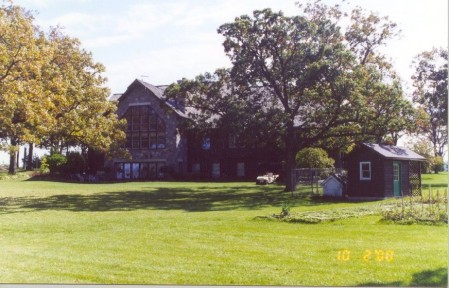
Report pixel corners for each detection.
[141,133,149,149]
[115,163,124,179]
[150,133,157,149]
[140,163,149,179]
[132,133,140,149]
[158,133,166,149]
[125,134,132,149]
[124,163,131,179]
[237,162,245,177]
[158,117,166,131]
[141,114,149,131]
[132,163,140,179]
[150,115,157,131]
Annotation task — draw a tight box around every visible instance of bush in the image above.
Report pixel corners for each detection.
[63,152,86,175]
[296,147,334,169]
[39,156,50,174]
[381,194,448,225]
[46,153,67,175]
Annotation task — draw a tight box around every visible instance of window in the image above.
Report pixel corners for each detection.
[360,162,371,180]
[115,162,166,180]
[123,105,166,150]
[212,163,220,178]
[202,137,211,150]
[237,162,245,177]
[192,163,200,174]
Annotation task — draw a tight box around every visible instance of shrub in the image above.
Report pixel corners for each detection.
[63,152,86,175]
[296,147,334,169]
[46,153,67,175]
[39,156,50,174]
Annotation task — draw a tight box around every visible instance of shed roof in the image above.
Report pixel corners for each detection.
[363,143,426,161]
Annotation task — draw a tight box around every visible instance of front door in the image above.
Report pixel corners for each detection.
[393,162,401,196]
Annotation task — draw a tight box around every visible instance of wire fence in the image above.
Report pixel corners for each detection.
[292,168,347,194]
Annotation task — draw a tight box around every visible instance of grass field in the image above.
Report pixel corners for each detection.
[0,172,447,285]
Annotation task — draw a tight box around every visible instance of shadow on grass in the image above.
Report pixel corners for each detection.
[0,184,319,213]
[359,267,448,287]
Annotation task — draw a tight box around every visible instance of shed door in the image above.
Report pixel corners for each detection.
[393,162,401,196]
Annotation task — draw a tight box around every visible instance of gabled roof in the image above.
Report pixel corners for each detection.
[115,79,189,119]
[363,143,426,161]
[322,173,347,186]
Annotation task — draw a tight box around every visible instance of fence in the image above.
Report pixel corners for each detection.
[292,168,347,193]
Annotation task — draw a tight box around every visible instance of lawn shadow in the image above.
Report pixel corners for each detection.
[359,267,448,287]
[0,184,315,213]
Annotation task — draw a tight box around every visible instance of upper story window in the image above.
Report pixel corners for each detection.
[202,137,211,150]
[229,134,245,149]
[359,161,371,180]
[123,105,166,150]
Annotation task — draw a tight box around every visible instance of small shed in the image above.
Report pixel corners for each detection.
[321,174,346,197]
[344,143,426,199]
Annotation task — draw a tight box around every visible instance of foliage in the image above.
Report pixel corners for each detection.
[432,156,444,174]
[412,47,448,158]
[46,153,67,174]
[382,193,448,225]
[39,155,50,174]
[0,3,126,174]
[296,147,334,169]
[268,205,383,224]
[166,3,414,191]
[63,152,86,175]
[406,138,435,173]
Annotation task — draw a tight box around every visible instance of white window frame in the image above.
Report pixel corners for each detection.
[359,161,371,181]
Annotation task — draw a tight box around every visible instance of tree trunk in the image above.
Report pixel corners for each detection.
[284,121,297,192]
[8,139,18,175]
[27,143,34,170]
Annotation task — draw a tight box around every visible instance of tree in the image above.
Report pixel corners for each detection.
[296,147,334,169]
[40,28,126,157]
[0,3,126,174]
[167,3,412,191]
[0,3,50,174]
[407,138,435,173]
[412,47,448,158]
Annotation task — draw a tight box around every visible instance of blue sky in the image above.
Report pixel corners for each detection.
[0,0,448,164]
[12,0,449,94]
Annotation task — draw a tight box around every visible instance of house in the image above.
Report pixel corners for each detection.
[321,174,346,197]
[108,79,189,180]
[344,143,426,199]
[108,79,284,180]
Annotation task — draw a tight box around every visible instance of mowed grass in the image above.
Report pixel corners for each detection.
[0,173,446,286]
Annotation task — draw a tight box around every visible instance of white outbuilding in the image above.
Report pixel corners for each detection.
[321,174,346,197]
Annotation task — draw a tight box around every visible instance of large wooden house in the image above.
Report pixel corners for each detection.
[108,79,283,181]
[344,143,426,199]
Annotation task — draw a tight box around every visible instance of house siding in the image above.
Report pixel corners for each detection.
[346,147,384,198]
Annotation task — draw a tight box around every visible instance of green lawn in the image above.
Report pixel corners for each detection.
[0,173,446,285]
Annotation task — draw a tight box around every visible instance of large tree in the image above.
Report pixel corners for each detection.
[40,28,126,156]
[412,47,448,159]
[0,3,126,174]
[0,3,50,174]
[167,3,414,191]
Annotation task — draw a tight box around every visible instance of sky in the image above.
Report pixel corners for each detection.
[1,0,448,164]
[11,0,449,94]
